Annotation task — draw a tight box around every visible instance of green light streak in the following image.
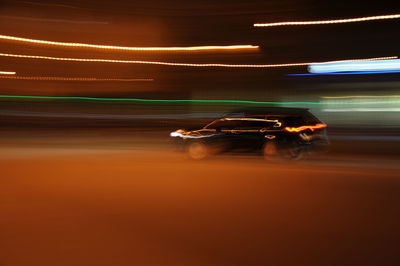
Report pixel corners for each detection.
[0,94,399,105]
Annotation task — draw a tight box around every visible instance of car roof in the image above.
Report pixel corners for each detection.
[221,118,278,122]
[223,107,310,117]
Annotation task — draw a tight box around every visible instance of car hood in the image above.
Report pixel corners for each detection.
[170,128,220,139]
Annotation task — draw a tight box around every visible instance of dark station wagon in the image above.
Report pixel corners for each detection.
[170,107,329,160]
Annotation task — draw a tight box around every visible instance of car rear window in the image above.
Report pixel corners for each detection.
[267,113,321,127]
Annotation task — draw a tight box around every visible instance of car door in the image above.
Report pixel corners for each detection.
[202,119,237,150]
[229,120,267,151]
[232,120,276,151]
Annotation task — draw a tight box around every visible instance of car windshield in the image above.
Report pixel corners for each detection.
[204,119,230,129]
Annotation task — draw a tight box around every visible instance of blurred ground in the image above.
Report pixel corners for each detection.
[1,134,400,266]
[1,126,400,156]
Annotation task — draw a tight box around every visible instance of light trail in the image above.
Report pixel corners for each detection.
[0,76,153,81]
[309,59,400,73]
[323,108,400,112]
[321,95,400,99]
[1,95,400,105]
[0,52,395,68]
[285,123,327,132]
[0,52,307,68]
[254,13,400,27]
[0,71,16,75]
[321,95,400,112]
[0,34,258,52]
[288,70,400,76]
[317,56,398,62]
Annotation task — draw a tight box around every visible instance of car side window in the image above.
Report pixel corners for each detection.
[205,120,234,130]
[206,119,278,130]
[219,121,238,130]
[233,121,276,130]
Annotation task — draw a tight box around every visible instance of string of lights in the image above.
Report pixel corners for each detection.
[0,34,259,52]
[0,52,395,68]
[254,13,400,27]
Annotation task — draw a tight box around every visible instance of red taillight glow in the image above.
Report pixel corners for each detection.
[284,123,327,132]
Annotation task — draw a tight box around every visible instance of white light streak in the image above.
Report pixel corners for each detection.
[0,75,153,81]
[0,71,16,75]
[0,52,396,68]
[0,34,258,52]
[254,14,400,27]
[309,59,400,73]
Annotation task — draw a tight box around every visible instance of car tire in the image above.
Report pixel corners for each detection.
[262,141,279,161]
[263,141,305,161]
[187,141,209,160]
[282,145,304,160]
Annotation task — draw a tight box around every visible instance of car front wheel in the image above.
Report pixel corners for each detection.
[262,141,279,160]
[187,141,209,160]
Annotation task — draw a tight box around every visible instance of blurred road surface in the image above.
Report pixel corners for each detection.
[1,143,400,266]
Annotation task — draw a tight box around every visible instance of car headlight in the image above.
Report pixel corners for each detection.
[170,131,181,137]
[170,129,185,137]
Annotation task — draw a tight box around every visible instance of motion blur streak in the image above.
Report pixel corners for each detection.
[0,52,309,68]
[284,123,327,132]
[0,76,153,82]
[323,108,400,112]
[254,13,400,27]
[288,70,400,76]
[321,96,400,112]
[316,56,397,63]
[0,53,395,68]
[309,59,400,73]
[322,96,400,99]
[0,71,16,75]
[0,34,258,52]
[1,95,400,105]
[0,15,109,25]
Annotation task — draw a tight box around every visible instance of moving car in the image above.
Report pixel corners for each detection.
[170,107,329,160]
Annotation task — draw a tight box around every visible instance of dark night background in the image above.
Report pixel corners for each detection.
[0,0,399,98]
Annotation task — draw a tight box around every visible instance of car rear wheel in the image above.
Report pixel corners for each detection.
[281,145,304,160]
[263,141,305,161]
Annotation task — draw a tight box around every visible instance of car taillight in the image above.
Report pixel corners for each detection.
[284,123,327,133]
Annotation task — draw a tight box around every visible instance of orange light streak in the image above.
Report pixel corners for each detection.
[284,123,327,132]
[0,75,153,81]
[0,53,396,68]
[0,34,259,52]
[0,71,16,75]
[254,14,400,27]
